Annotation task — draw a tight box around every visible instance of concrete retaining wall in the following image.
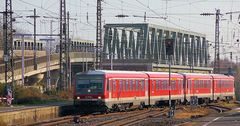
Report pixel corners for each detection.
[0,106,60,125]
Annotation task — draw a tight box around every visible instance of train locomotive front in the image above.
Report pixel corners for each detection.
[74,70,150,113]
[74,71,107,113]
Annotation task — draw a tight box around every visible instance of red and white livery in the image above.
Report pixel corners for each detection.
[73,70,235,112]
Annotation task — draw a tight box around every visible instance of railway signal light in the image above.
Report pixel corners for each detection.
[165,39,174,55]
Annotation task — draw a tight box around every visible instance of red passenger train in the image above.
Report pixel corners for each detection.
[73,70,235,112]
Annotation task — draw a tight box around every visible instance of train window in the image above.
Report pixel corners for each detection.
[203,80,206,88]
[171,80,176,90]
[156,80,159,90]
[162,80,167,90]
[188,80,191,89]
[180,80,183,89]
[177,80,180,89]
[222,80,224,88]
[209,80,212,88]
[203,80,205,88]
[135,80,139,91]
[126,80,129,91]
[196,80,199,88]
[141,80,145,91]
[139,80,142,91]
[199,80,201,88]
[113,80,116,91]
[206,80,209,88]
[119,80,123,91]
[130,80,133,91]
[145,80,148,90]
[107,80,110,91]
[162,80,164,90]
[157,80,160,90]
[152,80,155,91]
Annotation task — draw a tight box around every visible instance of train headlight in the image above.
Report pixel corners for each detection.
[77,96,80,99]
[98,96,101,99]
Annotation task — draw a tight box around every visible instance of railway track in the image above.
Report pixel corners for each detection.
[24,103,235,126]
[26,108,167,126]
[92,108,167,126]
[22,116,73,126]
[208,105,231,113]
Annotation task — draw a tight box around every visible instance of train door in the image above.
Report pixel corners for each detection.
[210,75,215,101]
[117,80,122,100]
[112,79,117,98]
[187,79,191,95]
[219,80,222,97]
[108,79,112,100]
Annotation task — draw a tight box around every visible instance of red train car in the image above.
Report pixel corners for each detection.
[211,74,235,101]
[74,70,149,112]
[145,72,184,105]
[74,70,235,113]
[182,73,213,103]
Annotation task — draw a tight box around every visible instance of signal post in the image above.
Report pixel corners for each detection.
[165,38,174,118]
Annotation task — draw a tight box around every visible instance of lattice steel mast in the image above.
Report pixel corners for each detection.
[201,9,221,73]
[96,0,103,69]
[3,0,14,87]
[59,0,67,90]
[214,9,220,74]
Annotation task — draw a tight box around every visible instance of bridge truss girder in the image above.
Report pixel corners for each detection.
[103,23,209,67]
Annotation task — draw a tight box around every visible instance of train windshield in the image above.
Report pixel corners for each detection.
[76,75,104,94]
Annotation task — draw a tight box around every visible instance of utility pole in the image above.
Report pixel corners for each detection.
[27,8,40,70]
[3,0,14,105]
[21,36,24,85]
[201,9,221,73]
[39,38,54,91]
[96,0,103,69]
[59,0,67,91]
[67,11,71,89]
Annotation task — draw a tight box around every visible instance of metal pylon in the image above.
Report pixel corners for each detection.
[96,0,103,69]
[59,0,67,91]
[3,0,14,87]
[214,9,220,74]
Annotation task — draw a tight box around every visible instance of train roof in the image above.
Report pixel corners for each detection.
[210,74,234,79]
[180,73,212,79]
[76,70,149,78]
[145,72,183,78]
[76,70,146,75]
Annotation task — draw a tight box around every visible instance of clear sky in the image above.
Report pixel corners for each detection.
[1,0,240,61]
